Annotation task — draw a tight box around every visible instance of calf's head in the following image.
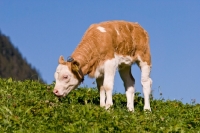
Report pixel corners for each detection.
[53,56,84,97]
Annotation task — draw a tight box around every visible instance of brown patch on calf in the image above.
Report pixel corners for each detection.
[69,20,151,77]
[71,61,84,82]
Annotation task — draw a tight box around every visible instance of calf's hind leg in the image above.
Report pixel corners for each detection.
[119,65,135,111]
[138,59,152,111]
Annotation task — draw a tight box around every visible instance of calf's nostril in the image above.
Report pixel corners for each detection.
[53,89,58,94]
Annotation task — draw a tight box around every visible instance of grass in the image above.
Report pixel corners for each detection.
[0,78,200,132]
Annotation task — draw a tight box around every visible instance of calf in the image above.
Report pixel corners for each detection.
[53,20,152,111]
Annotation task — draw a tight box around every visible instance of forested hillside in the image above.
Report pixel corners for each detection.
[0,31,44,82]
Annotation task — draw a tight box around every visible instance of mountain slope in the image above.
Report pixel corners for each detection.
[0,31,44,82]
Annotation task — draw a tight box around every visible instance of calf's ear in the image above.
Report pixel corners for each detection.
[59,56,65,64]
[71,61,80,72]
[71,61,84,82]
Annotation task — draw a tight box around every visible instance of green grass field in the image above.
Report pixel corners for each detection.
[0,78,200,132]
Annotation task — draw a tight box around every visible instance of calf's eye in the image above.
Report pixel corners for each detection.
[63,75,68,79]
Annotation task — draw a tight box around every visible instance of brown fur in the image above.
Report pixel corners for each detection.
[61,20,151,78]
[59,56,84,82]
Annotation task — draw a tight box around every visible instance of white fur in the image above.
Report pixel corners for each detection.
[53,64,79,97]
[96,77,105,107]
[93,54,152,111]
[137,55,152,110]
[54,54,152,111]
[94,64,104,78]
[94,58,117,109]
[115,54,133,66]
[94,54,133,78]
[94,54,136,110]
[103,58,118,109]
[126,24,130,31]
[126,86,135,111]
[118,65,135,111]
[115,28,120,35]
[97,26,106,32]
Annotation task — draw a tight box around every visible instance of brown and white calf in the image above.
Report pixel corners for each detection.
[53,20,152,111]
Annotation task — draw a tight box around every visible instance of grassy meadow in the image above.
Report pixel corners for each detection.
[0,78,200,132]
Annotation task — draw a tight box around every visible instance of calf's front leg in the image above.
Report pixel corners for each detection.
[96,77,105,107]
[103,59,117,109]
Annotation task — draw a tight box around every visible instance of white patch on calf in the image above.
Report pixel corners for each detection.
[137,55,152,110]
[115,28,120,35]
[126,86,135,111]
[94,58,118,109]
[94,55,135,110]
[94,64,104,78]
[94,54,132,78]
[115,54,133,66]
[103,58,118,109]
[97,26,106,32]
[103,58,117,89]
[53,64,79,97]
[119,66,135,111]
[93,54,152,111]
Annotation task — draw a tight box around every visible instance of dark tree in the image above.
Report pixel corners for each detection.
[0,31,44,82]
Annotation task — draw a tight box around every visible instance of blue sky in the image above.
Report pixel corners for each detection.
[0,1,200,104]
